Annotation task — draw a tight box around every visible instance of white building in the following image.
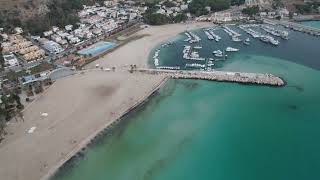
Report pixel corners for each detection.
[211,12,232,22]
[277,8,289,17]
[65,25,73,31]
[104,1,117,7]
[156,8,166,14]
[180,4,188,11]
[42,41,64,54]
[14,27,23,34]
[129,13,137,20]
[3,53,19,67]
[51,34,62,42]
[1,33,8,41]
[58,40,68,45]
[52,26,59,32]
[43,30,53,37]
[260,12,267,17]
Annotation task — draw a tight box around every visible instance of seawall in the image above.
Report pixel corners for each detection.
[134,69,285,87]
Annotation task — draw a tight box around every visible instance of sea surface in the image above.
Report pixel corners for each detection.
[301,20,320,29]
[53,22,320,180]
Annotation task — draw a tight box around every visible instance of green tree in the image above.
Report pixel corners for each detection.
[272,0,284,9]
[231,0,245,6]
[163,1,176,8]
[6,70,19,83]
[144,13,170,25]
[173,13,188,23]
[188,0,231,16]
[188,0,210,16]
[242,5,260,16]
[0,53,4,69]
[289,12,294,19]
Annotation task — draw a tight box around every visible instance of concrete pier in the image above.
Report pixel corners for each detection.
[134,69,285,87]
[264,19,320,36]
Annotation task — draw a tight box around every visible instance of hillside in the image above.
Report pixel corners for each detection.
[0,0,49,20]
[0,0,99,34]
[282,0,304,12]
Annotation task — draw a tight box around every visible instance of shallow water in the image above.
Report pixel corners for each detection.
[301,20,320,29]
[53,23,320,180]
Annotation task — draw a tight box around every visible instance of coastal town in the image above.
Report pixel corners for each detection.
[0,0,319,180]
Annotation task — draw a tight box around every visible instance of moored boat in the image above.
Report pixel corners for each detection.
[226,47,239,52]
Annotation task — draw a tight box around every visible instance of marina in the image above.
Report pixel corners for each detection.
[156,22,318,74]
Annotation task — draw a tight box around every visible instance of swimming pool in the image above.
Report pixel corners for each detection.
[78,41,116,56]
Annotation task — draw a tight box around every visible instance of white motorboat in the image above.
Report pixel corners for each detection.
[226,47,239,52]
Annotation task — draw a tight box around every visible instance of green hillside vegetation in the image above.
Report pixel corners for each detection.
[188,0,245,16]
[144,13,187,25]
[0,0,98,34]
[144,0,245,25]
[295,1,320,14]
[242,5,260,16]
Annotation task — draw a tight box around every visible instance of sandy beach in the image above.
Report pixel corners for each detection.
[0,22,211,180]
[86,22,212,68]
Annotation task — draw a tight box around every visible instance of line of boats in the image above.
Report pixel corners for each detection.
[278,22,320,37]
[185,63,206,68]
[153,49,160,66]
[204,28,222,42]
[153,41,175,67]
[156,66,180,70]
[161,41,174,48]
[183,45,205,61]
[184,31,201,43]
[260,25,289,40]
[239,24,280,46]
[260,35,280,46]
[223,26,243,42]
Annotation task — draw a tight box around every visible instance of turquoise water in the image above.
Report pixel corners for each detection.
[78,41,115,56]
[301,20,320,29]
[53,23,320,180]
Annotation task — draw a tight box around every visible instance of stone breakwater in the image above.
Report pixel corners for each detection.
[134,69,285,87]
[264,18,320,36]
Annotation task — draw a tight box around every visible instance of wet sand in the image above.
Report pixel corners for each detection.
[0,22,212,180]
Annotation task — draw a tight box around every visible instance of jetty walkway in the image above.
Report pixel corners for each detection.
[263,19,320,36]
[132,68,285,87]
